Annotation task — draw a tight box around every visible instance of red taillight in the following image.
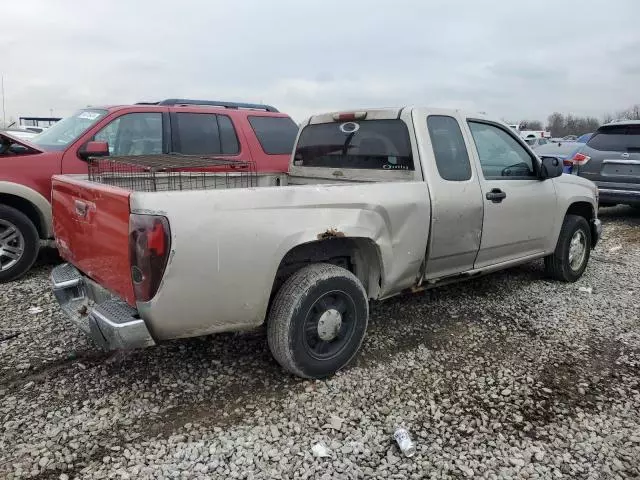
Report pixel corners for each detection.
[332,111,367,121]
[129,214,171,302]
[570,152,591,166]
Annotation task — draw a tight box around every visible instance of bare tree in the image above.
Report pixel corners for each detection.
[546,112,565,137]
[618,104,640,120]
[546,112,600,137]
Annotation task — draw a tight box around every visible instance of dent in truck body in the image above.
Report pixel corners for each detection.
[130,181,431,340]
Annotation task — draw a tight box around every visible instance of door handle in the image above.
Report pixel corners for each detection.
[486,188,507,203]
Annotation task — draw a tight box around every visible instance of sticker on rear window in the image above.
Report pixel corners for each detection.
[78,111,101,120]
[339,122,360,134]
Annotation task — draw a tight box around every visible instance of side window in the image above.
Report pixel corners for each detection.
[175,113,220,155]
[94,119,120,154]
[427,115,472,181]
[468,121,536,179]
[248,116,298,155]
[93,113,162,156]
[217,115,240,154]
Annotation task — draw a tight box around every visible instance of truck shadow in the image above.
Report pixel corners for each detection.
[599,205,640,227]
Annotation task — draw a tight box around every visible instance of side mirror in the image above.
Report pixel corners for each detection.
[539,156,563,179]
[78,141,109,161]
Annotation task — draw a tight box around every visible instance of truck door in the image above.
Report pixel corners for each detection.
[464,119,557,268]
[413,111,484,279]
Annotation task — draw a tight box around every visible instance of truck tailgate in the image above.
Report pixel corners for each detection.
[51,175,135,305]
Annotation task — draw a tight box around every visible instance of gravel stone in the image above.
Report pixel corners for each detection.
[0,208,639,479]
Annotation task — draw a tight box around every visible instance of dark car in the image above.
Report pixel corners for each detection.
[570,121,640,207]
[576,133,593,143]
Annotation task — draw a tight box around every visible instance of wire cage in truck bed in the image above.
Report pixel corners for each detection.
[87,154,258,192]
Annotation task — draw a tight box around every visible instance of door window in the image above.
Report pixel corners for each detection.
[93,112,163,156]
[468,121,536,178]
[174,113,239,155]
[427,115,472,181]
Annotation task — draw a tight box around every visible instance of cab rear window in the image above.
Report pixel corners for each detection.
[294,120,414,170]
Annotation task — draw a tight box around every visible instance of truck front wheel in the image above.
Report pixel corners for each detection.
[544,214,591,282]
[267,263,369,379]
[0,205,40,283]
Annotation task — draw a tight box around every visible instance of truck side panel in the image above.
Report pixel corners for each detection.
[131,182,431,340]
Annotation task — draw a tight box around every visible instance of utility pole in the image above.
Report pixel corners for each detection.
[1,74,6,128]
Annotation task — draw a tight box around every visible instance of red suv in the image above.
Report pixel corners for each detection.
[0,99,298,282]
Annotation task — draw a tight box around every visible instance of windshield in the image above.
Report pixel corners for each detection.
[525,138,535,145]
[31,109,108,151]
[294,119,414,170]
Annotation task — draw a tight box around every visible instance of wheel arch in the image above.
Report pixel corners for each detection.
[272,236,384,301]
[564,201,597,247]
[0,182,52,239]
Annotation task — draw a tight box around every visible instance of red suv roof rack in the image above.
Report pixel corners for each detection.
[135,99,279,112]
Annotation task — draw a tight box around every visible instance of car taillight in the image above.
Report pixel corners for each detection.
[129,214,171,302]
[570,152,591,166]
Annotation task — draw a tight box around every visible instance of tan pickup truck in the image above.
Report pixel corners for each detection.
[51,107,601,378]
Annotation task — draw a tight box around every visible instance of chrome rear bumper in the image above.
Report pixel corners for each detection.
[51,263,155,350]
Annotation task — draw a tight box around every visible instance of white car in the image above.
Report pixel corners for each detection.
[1,129,38,140]
[524,137,550,149]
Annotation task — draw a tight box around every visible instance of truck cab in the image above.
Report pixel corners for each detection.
[0,99,298,282]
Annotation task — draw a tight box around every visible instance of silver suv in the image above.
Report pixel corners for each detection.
[572,121,640,207]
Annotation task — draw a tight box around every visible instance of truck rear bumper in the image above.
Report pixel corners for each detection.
[51,263,155,350]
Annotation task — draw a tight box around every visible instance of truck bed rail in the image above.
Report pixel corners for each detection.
[87,154,257,192]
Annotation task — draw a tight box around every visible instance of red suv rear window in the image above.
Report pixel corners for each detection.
[248,116,298,155]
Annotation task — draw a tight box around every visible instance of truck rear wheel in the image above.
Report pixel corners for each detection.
[0,205,40,283]
[544,214,591,282]
[267,263,369,379]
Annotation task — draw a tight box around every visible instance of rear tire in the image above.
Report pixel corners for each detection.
[544,214,591,282]
[267,263,369,379]
[0,205,40,283]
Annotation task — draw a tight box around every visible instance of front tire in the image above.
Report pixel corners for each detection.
[544,214,591,282]
[267,263,369,379]
[0,205,40,283]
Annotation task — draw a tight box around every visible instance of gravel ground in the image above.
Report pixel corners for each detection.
[1,207,639,480]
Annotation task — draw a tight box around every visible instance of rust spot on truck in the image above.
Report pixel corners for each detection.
[317,228,346,240]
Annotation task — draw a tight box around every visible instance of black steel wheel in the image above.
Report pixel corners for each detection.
[267,263,368,379]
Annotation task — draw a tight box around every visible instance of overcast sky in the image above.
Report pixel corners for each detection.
[2,0,639,123]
